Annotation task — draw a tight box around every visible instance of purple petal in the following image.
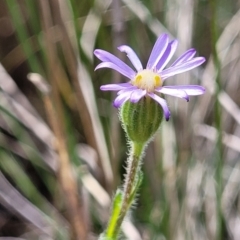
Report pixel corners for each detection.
[162,85,205,95]
[161,57,206,80]
[117,86,138,95]
[156,40,178,71]
[113,91,132,108]
[148,93,171,121]
[118,45,143,71]
[155,87,189,102]
[171,48,196,67]
[147,34,169,69]
[95,62,135,80]
[130,89,146,103]
[94,49,136,79]
[100,83,133,91]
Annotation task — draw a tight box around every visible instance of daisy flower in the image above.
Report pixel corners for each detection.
[94,33,205,120]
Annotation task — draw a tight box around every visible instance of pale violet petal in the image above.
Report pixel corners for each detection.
[130,89,146,103]
[118,45,143,71]
[147,34,169,69]
[94,49,136,78]
[100,83,133,91]
[162,85,205,95]
[161,57,206,80]
[171,48,196,67]
[95,62,135,80]
[113,91,132,108]
[148,93,171,121]
[157,40,178,71]
[117,86,138,95]
[155,87,189,101]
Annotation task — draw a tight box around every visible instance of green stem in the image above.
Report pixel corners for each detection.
[104,190,123,238]
[104,142,145,239]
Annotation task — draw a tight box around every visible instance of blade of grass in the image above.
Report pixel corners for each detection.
[5,0,43,73]
[210,1,223,239]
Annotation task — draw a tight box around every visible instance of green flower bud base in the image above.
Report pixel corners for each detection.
[121,96,163,143]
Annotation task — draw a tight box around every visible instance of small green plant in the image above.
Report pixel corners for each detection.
[95,33,205,239]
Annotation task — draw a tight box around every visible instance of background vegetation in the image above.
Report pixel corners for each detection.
[0,0,240,239]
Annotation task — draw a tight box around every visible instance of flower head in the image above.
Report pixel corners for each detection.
[94,33,205,121]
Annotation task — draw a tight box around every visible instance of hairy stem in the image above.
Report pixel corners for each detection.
[105,142,145,239]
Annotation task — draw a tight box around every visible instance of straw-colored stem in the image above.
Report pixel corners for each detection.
[38,1,87,239]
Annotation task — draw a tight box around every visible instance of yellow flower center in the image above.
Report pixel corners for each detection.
[131,69,162,92]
